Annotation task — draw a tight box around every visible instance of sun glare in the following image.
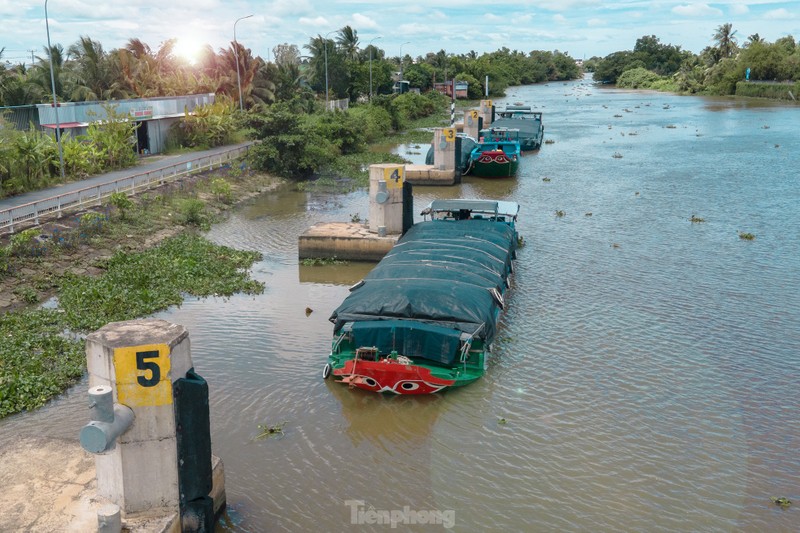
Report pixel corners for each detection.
[174,37,203,65]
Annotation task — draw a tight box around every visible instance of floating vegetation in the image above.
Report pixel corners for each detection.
[612,152,623,158]
[613,114,623,118]
[516,236,526,248]
[762,125,770,129]
[498,417,507,425]
[628,132,638,136]
[544,139,555,144]
[305,307,313,316]
[690,215,705,223]
[350,213,362,223]
[738,232,756,241]
[585,212,593,217]
[256,421,286,439]
[301,257,349,266]
[555,210,565,218]
[542,177,551,182]
[612,243,620,249]
[770,497,791,509]
[665,124,677,129]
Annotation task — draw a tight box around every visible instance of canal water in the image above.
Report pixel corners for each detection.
[2,77,799,532]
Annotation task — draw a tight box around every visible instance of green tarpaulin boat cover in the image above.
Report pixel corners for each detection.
[329,219,517,364]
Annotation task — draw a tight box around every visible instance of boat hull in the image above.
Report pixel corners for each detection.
[469,150,520,178]
[331,358,467,394]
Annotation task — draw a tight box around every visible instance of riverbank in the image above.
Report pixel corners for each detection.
[0,165,284,417]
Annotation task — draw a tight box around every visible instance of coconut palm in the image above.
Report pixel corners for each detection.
[68,36,120,100]
[337,26,360,60]
[713,23,738,59]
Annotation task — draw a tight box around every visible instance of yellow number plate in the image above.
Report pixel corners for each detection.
[114,344,172,407]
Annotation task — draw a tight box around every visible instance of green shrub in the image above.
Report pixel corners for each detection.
[210,178,233,203]
[10,228,43,257]
[109,192,134,219]
[178,198,207,226]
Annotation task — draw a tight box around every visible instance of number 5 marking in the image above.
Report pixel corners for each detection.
[114,344,172,406]
[136,350,161,387]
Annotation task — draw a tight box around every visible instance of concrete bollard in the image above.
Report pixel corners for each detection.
[479,99,494,130]
[97,504,122,533]
[463,109,481,139]
[84,318,223,531]
[79,385,134,454]
[368,164,405,235]
[432,128,457,171]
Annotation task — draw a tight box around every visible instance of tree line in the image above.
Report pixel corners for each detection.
[1,26,579,108]
[587,24,800,96]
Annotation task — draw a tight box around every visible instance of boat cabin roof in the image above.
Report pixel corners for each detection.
[427,199,520,220]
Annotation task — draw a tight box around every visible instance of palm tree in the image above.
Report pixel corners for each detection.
[337,26,360,60]
[746,34,763,47]
[68,36,116,100]
[713,23,738,59]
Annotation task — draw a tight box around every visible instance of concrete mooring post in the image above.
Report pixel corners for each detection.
[83,318,224,531]
[479,99,494,131]
[431,128,457,171]
[368,164,405,235]
[463,109,481,139]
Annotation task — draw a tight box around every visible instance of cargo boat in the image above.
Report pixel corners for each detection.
[324,199,519,394]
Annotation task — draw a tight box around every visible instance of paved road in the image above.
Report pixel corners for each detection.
[0,142,252,211]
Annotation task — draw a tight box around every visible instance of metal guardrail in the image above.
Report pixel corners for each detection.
[0,143,252,235]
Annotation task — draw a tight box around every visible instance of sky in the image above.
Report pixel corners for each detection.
[2,0,799,68]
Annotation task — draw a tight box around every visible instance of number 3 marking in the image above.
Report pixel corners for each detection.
[136,350,161,387]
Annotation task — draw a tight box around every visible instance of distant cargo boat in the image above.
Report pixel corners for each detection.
[324,199,520,394]
[491,105,545,151]
[466,127,521,178]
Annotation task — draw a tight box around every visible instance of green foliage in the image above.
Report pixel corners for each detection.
[244,103,338,179]
[9,228,43,257]
[84,104,138,170]
[173,100,238,148]
[62,135,102,177]
[210,178,233,203]
[305,111,366,155]
[109,191,134,219]
[57,233,264,331]
[80,212,108,236]
[0,309,85,417]
[347,105,393,143]
[178,198,208,226]
[616,67,664,89]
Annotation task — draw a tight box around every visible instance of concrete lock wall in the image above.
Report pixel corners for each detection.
[368,164,405,235]
[85,319,193,514]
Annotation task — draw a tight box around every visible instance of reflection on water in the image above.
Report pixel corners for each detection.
[2,77,799,532]
[298,261,376,286]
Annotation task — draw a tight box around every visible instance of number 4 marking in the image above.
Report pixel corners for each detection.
[136,350,161,387]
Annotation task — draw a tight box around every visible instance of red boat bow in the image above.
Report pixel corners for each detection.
[334,358,456,394]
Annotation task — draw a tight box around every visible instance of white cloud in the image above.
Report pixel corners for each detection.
[730,3,749,16]
[269,0,314,16]
[671,3,722,18]
[553,14,567,24]
[352,13,378,29]
[764,8,794,20]
[587,18,605,27]
[484,13,505,22]
[299,16,329,27]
